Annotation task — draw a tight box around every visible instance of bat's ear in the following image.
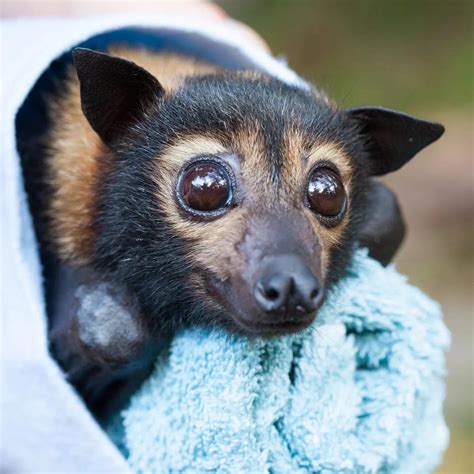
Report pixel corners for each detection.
[346,106,444,176]
[72,48,164,147]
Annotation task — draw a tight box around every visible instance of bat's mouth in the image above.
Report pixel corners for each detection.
[232,313,316,337]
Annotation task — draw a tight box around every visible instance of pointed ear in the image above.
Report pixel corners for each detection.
[72,48,164,146]
[346,106,444,176]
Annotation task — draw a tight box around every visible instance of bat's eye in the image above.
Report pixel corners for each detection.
[178,160,233,215]
[307,168,346,221]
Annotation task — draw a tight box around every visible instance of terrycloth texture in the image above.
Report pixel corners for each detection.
[115,250,449,474]
[1,15,304,473]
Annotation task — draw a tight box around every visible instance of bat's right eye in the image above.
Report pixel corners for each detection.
[177,159,234,218]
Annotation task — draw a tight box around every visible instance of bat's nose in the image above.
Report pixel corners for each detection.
[254,255,323,318]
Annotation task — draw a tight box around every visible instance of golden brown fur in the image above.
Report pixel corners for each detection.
[107,46,220,91]
[46,69,104,264]
[46,47,220,264]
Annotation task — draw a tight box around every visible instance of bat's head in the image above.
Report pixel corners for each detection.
[72,48,443,336]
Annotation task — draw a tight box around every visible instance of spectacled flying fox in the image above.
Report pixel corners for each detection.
[19,44,443,418]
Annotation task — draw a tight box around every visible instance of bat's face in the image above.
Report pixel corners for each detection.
[94,72,366,336]
[71,48,444,336]
[167,146,350,336]
[142,79,363,336]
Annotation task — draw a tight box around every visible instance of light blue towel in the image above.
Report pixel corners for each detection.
[111,250,449,473]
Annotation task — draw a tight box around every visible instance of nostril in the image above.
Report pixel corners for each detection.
[255,275,291,313]
[265,287,280,301]
[302,285,324,313]
[310,288,320,300]
[293,276,322,313]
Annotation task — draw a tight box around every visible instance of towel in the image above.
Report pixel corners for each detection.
[113,250,449,474]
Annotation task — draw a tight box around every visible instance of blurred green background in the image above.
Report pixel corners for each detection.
[220,1,473,472]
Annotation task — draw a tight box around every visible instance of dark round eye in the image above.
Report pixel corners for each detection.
[178,161,232,213]
[307,168,346,218]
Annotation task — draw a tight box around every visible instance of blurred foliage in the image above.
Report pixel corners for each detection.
[220,0,473,112]
[439,427,474,473]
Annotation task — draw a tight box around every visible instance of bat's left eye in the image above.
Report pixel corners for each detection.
[306,167,347,223]
[177,160,233,216]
